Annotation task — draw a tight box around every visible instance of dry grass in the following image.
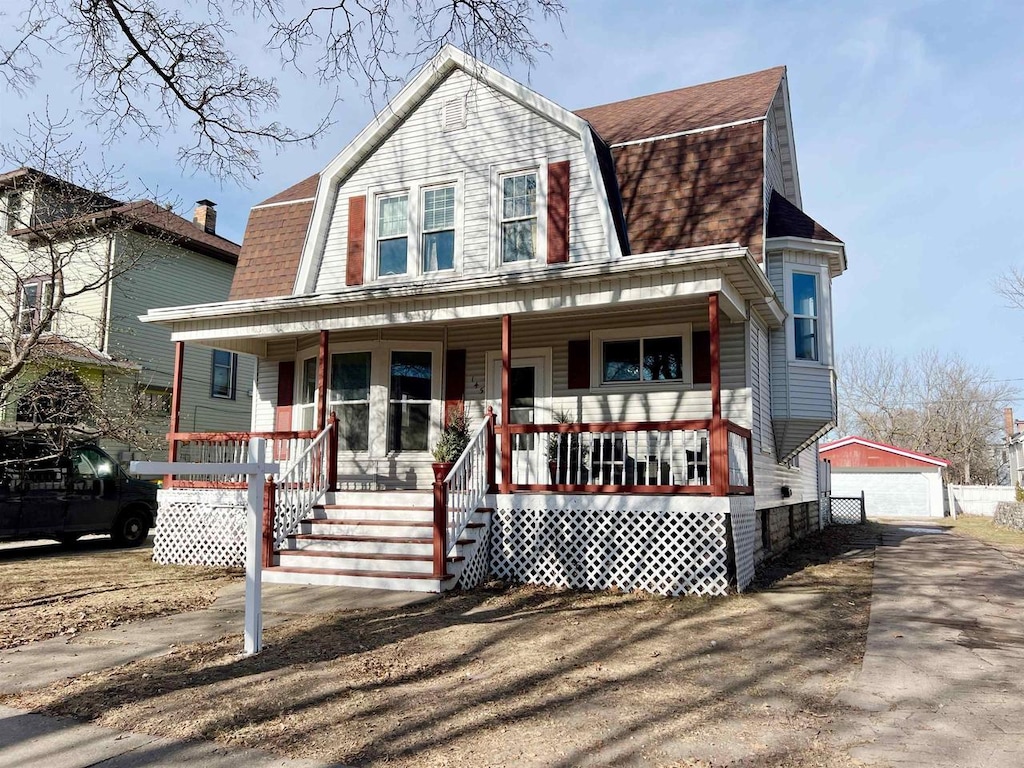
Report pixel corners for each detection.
[0,540,241,650]
[940,516,1024,554]
[4,527,874,767]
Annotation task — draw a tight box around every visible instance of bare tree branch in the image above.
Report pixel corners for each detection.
[2,0,564,182]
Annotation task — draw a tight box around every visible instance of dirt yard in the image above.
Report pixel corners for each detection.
[0,541,240,650]
[3,527,875,767]
[941,515,1024,555]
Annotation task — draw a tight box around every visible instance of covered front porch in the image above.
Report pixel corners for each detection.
[146,246,781,594]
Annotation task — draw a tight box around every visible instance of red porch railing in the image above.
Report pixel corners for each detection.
[165,430,325,488]
[500,419,753,495]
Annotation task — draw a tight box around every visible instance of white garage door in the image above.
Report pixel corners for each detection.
[831,471,931,518]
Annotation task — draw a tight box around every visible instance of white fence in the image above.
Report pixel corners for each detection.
[946,484,1015,517]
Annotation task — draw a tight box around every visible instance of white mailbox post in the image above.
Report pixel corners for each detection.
[132,438,278,655]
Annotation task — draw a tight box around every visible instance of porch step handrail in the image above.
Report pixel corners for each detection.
[270,414,338,549]
[436,409,495,571]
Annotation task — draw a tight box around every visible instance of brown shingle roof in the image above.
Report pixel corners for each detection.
[766,190,841,243]
[228,199,314,300]
[229,67,788,297]
[575,67,784,146]
[611,121,765,257]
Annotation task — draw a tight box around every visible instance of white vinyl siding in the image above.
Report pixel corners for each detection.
[764,99,786,219]
[749,315,773,454]
[315,68,605,291]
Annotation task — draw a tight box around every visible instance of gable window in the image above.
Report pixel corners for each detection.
[330,351,371,451]
[210,349,238,400]
[376,193,408,276]
[792,272,819,361]
[18,277,53,334]
[422,186,455,272]
[500,171,538,263]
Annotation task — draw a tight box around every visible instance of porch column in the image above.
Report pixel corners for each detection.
[316,330,329,431]
[166,340,184,488]
[709,294,728,496]
[500,314,512,493]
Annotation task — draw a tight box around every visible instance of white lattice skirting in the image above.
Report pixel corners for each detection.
[729,502,757,592]
[457,515,492,590]
[153,488,247,566]
[490,495,740,597]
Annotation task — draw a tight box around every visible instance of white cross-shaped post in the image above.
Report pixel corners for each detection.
[132,438,279,655]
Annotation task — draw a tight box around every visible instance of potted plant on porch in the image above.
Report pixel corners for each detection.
[431,409,471,482]
[547,410,589,485]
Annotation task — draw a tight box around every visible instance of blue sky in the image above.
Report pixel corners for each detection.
[2,1,1022,397]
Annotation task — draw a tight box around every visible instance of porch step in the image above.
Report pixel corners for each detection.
[320,490,433,509]
[276,549,464,574]
[261,565,454,592]
[301,518,431,538]
[289,532,477,556]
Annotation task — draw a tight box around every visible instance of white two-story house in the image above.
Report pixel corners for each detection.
[144,47,847,596]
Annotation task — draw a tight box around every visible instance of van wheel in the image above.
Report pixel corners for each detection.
[112,508,150,547]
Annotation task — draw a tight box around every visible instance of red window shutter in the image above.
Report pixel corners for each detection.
[547,161,570,264]
[274,361,295,459]
[346,196,366,286]
[567,339,590,390]
[692,330,711,384]
[444,349,467,424]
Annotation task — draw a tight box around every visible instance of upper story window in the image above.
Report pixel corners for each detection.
[422,186,455,272]
[2,191,23,231]
[500,171,538,263]
[18,277,53,334]
[792,272,819,361]
[210,349,238,400]
[376,193,409,276]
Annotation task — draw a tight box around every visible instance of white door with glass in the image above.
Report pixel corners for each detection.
[486,351,550,485]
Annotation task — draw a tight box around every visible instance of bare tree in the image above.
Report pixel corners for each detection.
[0,113,171,451]
[1,0,564,182]
[995,266,1024,313]
[837,346,1015,484]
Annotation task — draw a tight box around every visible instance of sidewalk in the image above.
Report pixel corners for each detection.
[0,583,433,767]
[834,523,1024,767]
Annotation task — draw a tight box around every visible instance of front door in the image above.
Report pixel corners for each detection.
[487,351,550,485]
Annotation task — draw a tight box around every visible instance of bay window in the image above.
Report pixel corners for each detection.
[792,272,819,361]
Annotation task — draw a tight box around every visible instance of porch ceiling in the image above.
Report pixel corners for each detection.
[143,244,784,351]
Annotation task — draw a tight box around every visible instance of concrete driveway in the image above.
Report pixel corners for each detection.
[834,522,1024,767]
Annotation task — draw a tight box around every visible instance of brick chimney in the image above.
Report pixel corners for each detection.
[1005,407,1015,439]
[193,199,217,234]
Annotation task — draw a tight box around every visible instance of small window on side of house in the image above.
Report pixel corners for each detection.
[792,272,819,361]
[211,349,238,400]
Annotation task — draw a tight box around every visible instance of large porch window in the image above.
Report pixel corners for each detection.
[388,351,432,452]
[330,352,370,451]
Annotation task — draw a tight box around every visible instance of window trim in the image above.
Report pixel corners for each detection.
[364,174,464,283]
[328,349,373,453]
[374,191,410,278]
[490,159,548,268]
[17,276,54,335]
[589,323,693,392]
[783,262,832,366]
[420,183,457,274]
[210,349,239,400]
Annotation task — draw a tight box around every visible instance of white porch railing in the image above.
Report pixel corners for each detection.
[270,415,337,548]
[443,409,496,555]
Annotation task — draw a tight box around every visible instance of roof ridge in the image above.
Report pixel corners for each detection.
[575,65,786,115]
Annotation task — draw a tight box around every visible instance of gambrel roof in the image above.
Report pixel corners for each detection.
[226,50,814,301]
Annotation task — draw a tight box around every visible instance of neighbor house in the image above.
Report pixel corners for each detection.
[143,47,847,595]
[0,168,254,463]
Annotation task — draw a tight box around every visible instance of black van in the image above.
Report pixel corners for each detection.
[0,436,157,547]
